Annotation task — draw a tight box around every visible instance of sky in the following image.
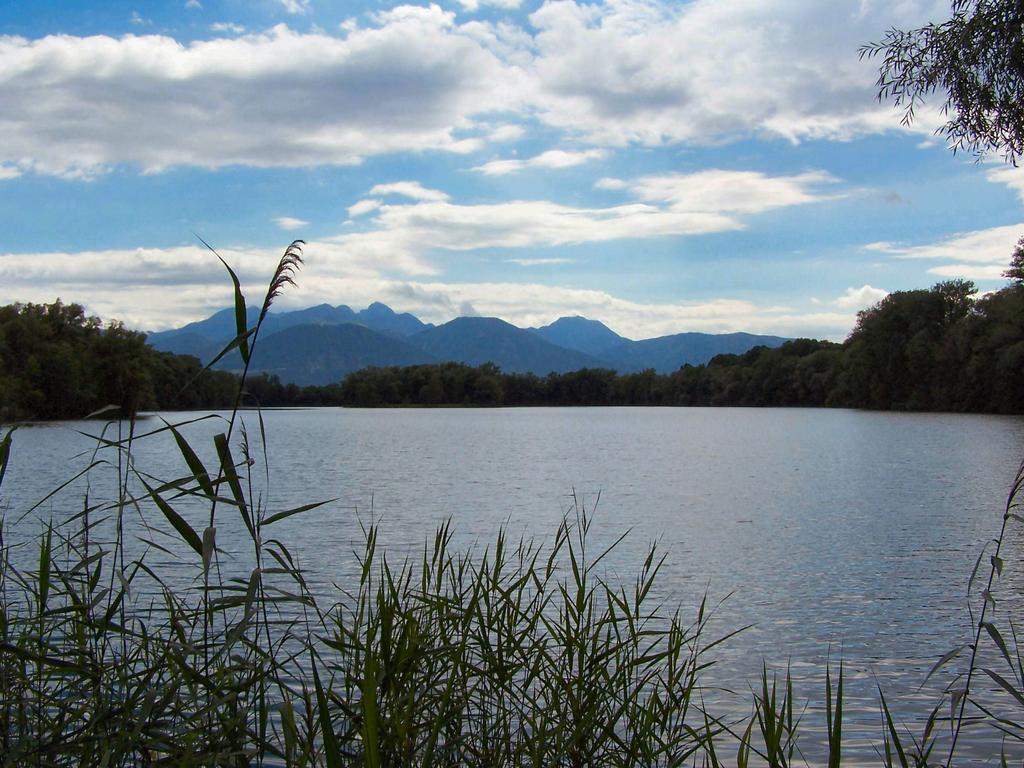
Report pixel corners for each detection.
[1,0,1022,341]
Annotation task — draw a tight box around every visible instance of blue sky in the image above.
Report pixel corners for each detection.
[1,0,1021,340]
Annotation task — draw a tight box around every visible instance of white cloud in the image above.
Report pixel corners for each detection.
[486,123,525,142]
[506,257,574,266]
[865,224,1023,265]
[335,199,734,261]
[348,199,382,217]
[279,0,312,15]
[456,0,523,11]
[331,170,835,273]
[210,22,246,34]
[524,0,945,147]
[600,170,839,214]
[368,181,450,202]
[866,223,1024,284]
[0,1,953,178]
[129,11,148,25]
[473,148,607,175]
[0,11,520,177]
[927,264,1009,280]
[0,164,22,180]
[986,165,1024,204]
[273,216,309,231]
[834,284,888,308]
[185,0,202,8]
[595,177,627,190]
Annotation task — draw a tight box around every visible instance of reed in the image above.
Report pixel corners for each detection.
[0,246,1021,766]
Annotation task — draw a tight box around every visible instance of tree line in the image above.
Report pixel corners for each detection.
[2,273,1021,420]
[243,276,1024,414]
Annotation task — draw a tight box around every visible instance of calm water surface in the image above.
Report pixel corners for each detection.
[4,406,1023,763]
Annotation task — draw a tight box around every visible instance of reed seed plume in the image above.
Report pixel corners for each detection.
[259,239,304,323]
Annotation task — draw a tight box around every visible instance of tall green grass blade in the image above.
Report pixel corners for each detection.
[312,661,343,768]
[0,427,14,490]
[38,523,52,610]
[202,526,216,576]
[165,420,215,498]
[214,432,254,538]
[878,689,909,768]
[196,326,256,374]
[140,478,203,557]
[737,716,754,768]
[983,668,1024,709]
[826,662,843,768]
[362,651,381,768]
[198,233,250,365]
[982,621,1013,669]
[922,645,963,686]
[261,499,336,527]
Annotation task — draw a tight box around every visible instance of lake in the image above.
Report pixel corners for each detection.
[3,406,1024,763]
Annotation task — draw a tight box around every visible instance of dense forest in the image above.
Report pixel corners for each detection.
[1,274,1022,420]
[0,301,238,420]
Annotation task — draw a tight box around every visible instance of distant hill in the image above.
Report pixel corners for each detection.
[411,317,611,374]
[147,301,432,361]
[601,331,788,373]
[230,323,437,386]
[146,302,789,384]
[531,316,627,358]
[148,306,260,355]
[531,317,786,373]
[357,301,429,337]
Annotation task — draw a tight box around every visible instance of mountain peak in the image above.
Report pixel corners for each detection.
[363,301,395,316]
[354,302,428,336]
[532,315,627,358]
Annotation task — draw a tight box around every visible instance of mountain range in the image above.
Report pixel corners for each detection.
[147,303,787,386]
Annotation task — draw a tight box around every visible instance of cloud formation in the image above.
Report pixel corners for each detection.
[865,223,1023,281]
[834,284,887,308]
[210,22,246,35]
[524,0,943,147]
[0,9,516,177]
[456,0,523,11]
[986,165,1024,203]
[599,170,839,214]
[368,181,450,201]
[865,224,1022,264]
[0,0,947,178]
[473,148,607,175]
[336,169,835,268]
[506,257,574,266]
[273,216,309,231]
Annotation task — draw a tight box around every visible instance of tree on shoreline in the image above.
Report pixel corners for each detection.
[0,300,236,420]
